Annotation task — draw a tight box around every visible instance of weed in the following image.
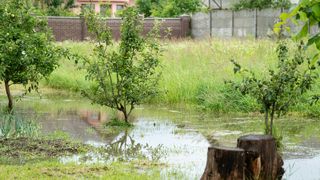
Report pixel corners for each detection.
[0,114,39,138]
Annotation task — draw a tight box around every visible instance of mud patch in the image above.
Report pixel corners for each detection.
[0,137,90,163]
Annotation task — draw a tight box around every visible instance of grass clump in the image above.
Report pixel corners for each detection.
[105,118,133,128]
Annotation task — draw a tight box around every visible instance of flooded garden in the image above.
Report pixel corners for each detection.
[1,1,320,178]
[1,94,319,179]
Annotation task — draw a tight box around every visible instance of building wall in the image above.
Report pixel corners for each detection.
[74,0,134,17]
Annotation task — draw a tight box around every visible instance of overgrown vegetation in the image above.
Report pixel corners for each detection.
[136,0,202,17]
[233,0,291,11]
[45,39,320,117]
[228,41,318,135]
[80,8,162,123]
[0,0,66,112]
[29,0,75,16]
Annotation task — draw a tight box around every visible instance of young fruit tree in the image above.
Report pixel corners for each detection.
[228,41,318,135]
[0,0,63,112]
[82,7,162,123]
[275,0,320,103]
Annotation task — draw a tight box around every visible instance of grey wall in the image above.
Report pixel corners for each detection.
[191,8,291,39]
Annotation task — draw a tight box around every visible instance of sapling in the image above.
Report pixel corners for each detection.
[81,7,162,123]
[229,41,318,135]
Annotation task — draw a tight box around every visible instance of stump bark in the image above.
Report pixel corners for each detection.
[237,134,284,180]
[201,146,245,180]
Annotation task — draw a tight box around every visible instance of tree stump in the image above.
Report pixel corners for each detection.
[237,134,284,180]
[201,146,245,180]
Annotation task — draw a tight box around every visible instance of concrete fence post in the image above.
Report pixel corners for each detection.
[232,10,234,37]
[255,8,258,39]
[209,0,212,37]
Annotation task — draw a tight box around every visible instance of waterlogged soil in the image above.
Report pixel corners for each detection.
[1,95,320,179]
[0,137,90,163]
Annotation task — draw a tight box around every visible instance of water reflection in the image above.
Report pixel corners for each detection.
[34,109,111,144]
[79,110,108,128]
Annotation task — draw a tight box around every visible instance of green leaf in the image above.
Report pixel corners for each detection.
[312,3,320,18]
[310,53,320,66]
[307,33,320,50]
[280,13,290,21]
[316,40,320,50]
[274,22,286,34]
[298,11,308,22]
[294,23,309,40]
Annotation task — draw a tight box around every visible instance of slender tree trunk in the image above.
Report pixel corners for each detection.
[4,80,13,113]
[122,108,128,123]
[265,107,269,134]
[270,104,276,136]
[124,113,128,123]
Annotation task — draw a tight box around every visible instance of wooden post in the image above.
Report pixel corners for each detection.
[237,134,284,180]
[201,146,245,180]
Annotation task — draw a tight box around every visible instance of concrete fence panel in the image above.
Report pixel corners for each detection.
[257,9,282,37]
[191,8,317,39]
[233,10,256,37]
[191,12,210,39]
[211,10,233,38]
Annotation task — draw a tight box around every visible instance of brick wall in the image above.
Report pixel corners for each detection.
[47,16,191,41]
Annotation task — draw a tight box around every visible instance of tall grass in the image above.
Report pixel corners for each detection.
[44,39,320,116]
[42,41,92,92]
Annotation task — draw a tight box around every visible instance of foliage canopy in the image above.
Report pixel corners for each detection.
[27,0,75,16]
[136,0,202,17]
[233,0,291,11]
[0,0,64,111]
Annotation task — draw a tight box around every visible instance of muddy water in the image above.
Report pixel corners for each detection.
[4,96,320,179]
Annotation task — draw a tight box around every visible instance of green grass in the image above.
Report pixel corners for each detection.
[0,160,162,179]
[105,118,134,127]
[42,41,93,92]
[42,39,320,116]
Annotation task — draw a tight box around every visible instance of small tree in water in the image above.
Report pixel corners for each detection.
[0,0,63,112]
[82,7,162,123]
[229,41,318,135]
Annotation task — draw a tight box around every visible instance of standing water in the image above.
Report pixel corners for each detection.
[4,96,320,179]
